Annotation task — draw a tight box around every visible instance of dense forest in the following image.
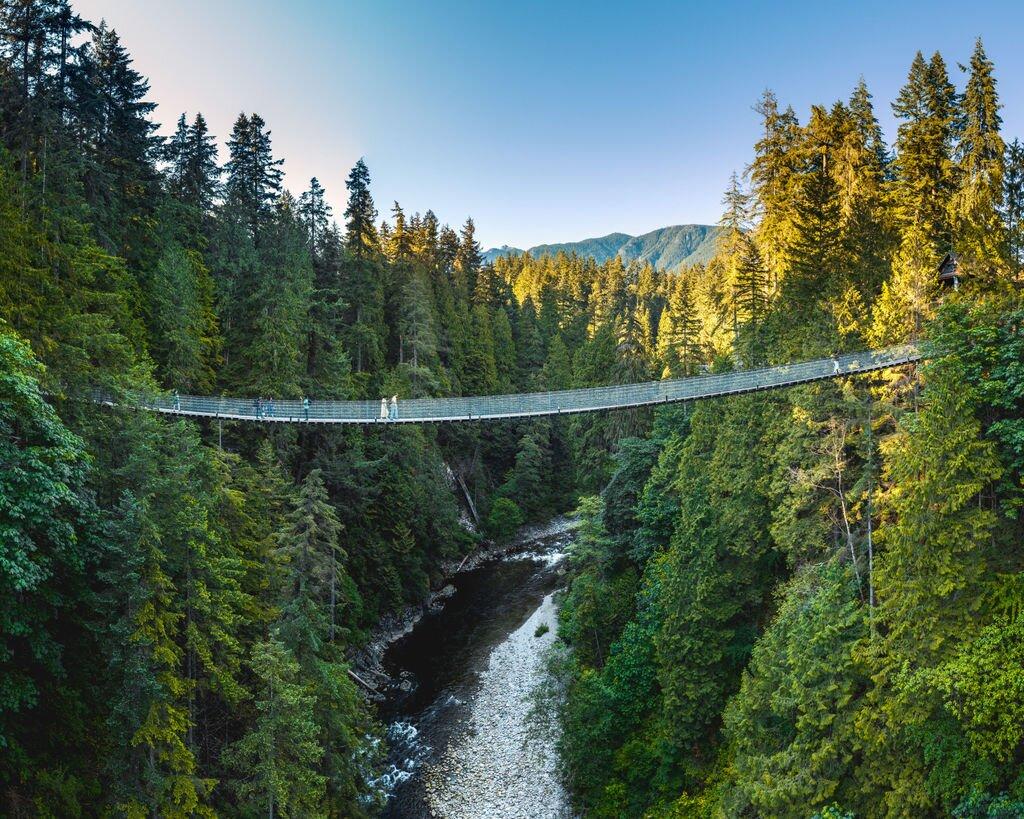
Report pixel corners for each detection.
[555,40,1024,819]
[0,1,700,815]
[1,1,1023,817]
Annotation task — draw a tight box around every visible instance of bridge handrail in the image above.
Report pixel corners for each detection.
[93,345,920,424]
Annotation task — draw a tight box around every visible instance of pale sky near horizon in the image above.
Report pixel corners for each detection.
[75,0,1024,250]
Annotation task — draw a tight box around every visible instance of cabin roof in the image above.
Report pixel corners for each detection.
[937,252,960,282]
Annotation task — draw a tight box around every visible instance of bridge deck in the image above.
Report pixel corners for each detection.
[105,346,919,424]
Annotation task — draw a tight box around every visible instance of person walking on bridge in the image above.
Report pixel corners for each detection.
[172,390,180,412]
[380,397,389,420]
[255,397,263,419]
[389,395,398,420]
[832,355,841,375]
[303,397,310,421]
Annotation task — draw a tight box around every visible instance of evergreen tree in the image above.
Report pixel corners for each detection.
[771,107,844,357]
[298,177,331,252]
[340,161,385,379]
[0,328,92,798]
[1005,139,1024,278]
[148,242,219,391]
[276,469,349,648]
[952,39,1007,284]
[657,275,702,377]
[454,217,482,301]
[717,171,753,310]
[515,297,545,387]
[749,90,801,274]
[891,51,958,254]
[224,112,283,240]
[724,564,866,815]
[733,236,769,363]
[305,226,352,399]
[224,638,325,818]
[71,21,160,255]
[165,112,220,215]
[463,302,498,395]
[491,306,517,392]
[235,200,313,396]
[839,79,894,302]
[343,158,378,257]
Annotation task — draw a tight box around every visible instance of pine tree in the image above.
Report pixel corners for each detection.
[891,51,958,256]
[277,469,347,646]
[165,113,220,215]
[148,242,219,391]
[718,171,752,299]
[343,159,378,257]
[462,302,498,395]
[0,0,90,192]
[839,80,894,300]
[305,227,352,399]
[772,108,844,357]
[654,392,779,771]
[873,55,955,345]
[724,563,865,815]
[454,217,482,301]
[397,267,441,395]
[340,161,385,379]
[657,275,702,377]
[541,333,572,391]
[1005,139,1024,279]
[236,200,313,396]
[849,77,888,171]
[224,638,326,818]
[501,425,553,518]
[749,90,801,274]
[298,177,331,252]
[386,200,411,262]
[224,112,283,240]
[514,297,544,387]
[733,236,769,363]
[491,307,517,392]
[71,21,160,255]
[952,38,1007,284]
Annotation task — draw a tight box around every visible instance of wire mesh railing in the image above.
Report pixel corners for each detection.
[94,345,920,424]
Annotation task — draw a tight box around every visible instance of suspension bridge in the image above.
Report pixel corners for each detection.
[100,345,920,425]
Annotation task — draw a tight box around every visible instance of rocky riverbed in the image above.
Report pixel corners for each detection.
[351,516,577,702]
[378,522,576,817]
[423,591,571,818]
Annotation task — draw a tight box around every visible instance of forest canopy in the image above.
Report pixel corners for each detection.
[0,1,1022,817]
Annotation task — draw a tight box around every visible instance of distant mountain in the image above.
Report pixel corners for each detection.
[483,224,723,271]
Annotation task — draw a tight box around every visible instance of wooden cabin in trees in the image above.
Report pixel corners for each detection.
[937,252,961,290]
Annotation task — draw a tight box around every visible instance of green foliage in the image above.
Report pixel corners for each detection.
[3,12,1023,818]
[0,326,90,761]
[557,47,1024,816]
[485,497,524,541]
[723,563,866,816]
[224,639,325,818]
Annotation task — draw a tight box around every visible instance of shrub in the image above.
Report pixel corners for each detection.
[485,497,524,541]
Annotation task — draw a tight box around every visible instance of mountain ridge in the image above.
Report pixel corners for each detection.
[483,223,723,271]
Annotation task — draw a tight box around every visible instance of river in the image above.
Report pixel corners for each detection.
[379,524,574,818]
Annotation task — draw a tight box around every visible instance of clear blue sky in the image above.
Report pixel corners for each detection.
[75,0,1024,249]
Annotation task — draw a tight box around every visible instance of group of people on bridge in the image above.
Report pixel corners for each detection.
[170,390,401,421]
[163,354,849,424]
[380,395,399,420]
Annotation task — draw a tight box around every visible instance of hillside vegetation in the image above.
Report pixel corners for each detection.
[484,223,723,270]
[554,42,1024,818]
[1,2,1023,816]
